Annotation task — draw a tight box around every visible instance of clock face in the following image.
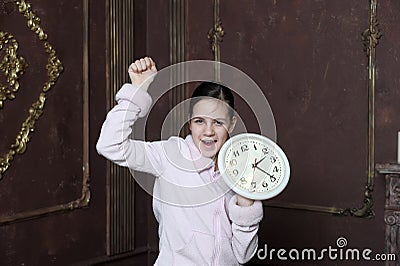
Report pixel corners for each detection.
[218,133,290,200]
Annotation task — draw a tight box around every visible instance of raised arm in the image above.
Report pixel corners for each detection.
[96,57,164,176]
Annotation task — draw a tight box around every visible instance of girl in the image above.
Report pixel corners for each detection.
[96,57,263,265]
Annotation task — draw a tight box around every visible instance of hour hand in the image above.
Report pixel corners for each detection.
[252,156,266,168]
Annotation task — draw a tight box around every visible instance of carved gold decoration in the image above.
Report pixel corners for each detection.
[263,0,381,218]
[16,0,47,40]
[0,0,63,178]
[208,19,224,59]
[344,0,381,218]
[362,1,382,58]
[12,93,46,154]
[207,0,380,218]
[0,0,90,225]
[0,94,45,176]
[0,31,27,108]
[208,0,224,81]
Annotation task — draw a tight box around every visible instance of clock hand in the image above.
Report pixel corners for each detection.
[252,156,266,168]
[252,159,257,177]
[247,158,257,192]
[255,165,276,181]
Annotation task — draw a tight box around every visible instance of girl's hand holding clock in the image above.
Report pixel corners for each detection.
[237,194,255,207]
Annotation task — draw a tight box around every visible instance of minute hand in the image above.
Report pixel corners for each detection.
[254,166,275,179]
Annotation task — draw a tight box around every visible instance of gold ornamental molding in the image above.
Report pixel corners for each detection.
[0,31,27,108]
[208,0,224,81]
[0,0,63,178]
[0,0,90,225]
[266,0,381,218]
[208,0,224,62]
[210,0,381,218]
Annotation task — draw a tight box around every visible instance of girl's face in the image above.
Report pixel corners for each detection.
[189,98,236,159]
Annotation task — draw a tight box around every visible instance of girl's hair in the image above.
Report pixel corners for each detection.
[189,82,235,118]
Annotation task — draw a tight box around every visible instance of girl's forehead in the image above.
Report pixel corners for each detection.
[191,98,230,118]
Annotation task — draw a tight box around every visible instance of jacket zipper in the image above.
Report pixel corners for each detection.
[211,197,224,265]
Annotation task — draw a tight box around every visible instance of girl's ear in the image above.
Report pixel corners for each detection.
[228,116,237,133]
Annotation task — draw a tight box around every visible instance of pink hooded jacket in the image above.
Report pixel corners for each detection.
[96,84,264,265]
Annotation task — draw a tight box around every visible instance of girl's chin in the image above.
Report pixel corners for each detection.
[199,146,218,158]
[202,152,216,158]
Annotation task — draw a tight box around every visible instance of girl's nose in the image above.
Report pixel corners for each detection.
[204,122,215,135]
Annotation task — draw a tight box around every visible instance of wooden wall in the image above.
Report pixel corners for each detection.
[1,0,399,265]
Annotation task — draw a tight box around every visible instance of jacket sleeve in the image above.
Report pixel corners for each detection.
[228,195,264,264]
[96,83,164,176]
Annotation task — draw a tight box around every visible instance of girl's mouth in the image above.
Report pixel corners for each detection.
[201,138,217,148]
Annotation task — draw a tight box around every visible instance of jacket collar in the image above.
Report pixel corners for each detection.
[185,134,215,173]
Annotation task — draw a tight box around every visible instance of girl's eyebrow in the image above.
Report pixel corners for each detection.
[191,116,227,121]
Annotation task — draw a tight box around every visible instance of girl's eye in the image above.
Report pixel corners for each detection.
[193,119,204,124]
[215,120,224,126]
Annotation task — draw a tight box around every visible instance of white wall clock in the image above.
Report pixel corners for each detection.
[218,133,290,200]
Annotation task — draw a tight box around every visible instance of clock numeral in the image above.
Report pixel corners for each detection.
[270,156,277,163]
[232,169,239,176]
[240,177,247,184]
[262,181,268,188]
[250,181,257,192]
[262,148,268,155]
[253,144,257,151]
[241,144,249,152]
[233,150,240,157]
[270,176,276,182]
[229,159,237,167]
[273,166,279,172]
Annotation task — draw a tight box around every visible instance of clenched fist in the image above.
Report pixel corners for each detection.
[128,56,157,90]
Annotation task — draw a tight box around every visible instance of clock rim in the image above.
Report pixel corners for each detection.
[217,133,290,200]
